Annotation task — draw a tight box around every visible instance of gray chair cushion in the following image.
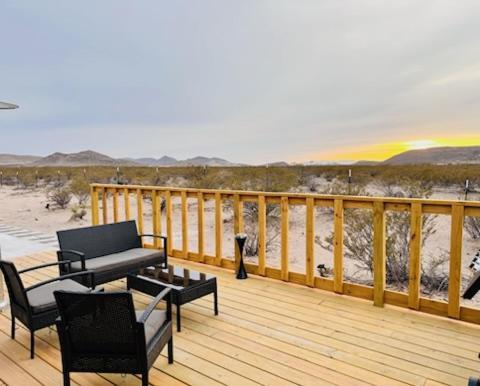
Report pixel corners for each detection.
[27,279,89,314]
[135,310,167,345]
[70,248,164,273]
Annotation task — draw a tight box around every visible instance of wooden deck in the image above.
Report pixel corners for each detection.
[1,251,480,386]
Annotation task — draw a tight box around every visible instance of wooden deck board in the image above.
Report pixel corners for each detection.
[1,251,480,385]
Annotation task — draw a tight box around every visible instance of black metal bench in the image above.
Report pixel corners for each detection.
[57,220,167,286]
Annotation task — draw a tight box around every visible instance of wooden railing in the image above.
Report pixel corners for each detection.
[90,183,480,324]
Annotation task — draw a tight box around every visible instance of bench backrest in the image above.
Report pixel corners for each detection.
[57,220,142,261]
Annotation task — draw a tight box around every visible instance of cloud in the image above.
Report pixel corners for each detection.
[1,1,480,162]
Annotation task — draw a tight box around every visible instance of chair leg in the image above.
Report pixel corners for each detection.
[63,371,70,386]
[11,316,15,339]
[168,337,174,364]
[214,286,219,316]
[30,330,35,359]
[142,371,149,386]
[176,304,181,332]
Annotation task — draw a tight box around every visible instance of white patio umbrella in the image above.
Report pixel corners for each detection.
[0,101,19,109]
[0,101,18,309]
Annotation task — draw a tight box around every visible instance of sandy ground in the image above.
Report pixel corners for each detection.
[1,184,480,306]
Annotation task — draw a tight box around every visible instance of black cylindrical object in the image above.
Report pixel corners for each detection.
[235,234,248,280]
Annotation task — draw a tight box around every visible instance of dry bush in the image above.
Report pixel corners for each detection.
[241,202,280,257]
[70,206,87,221]
[319,181,448,293]
[70,177,90,205]
[48,187,72,209]
[465,217,480,240]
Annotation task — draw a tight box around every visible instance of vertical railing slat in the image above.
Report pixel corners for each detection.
[136,188,144,235]
[197,192,205,262]
[102,187,108,224]
[181,191,188,259]
[165,191,173,256]
[258,195,267,276]
[215,192,223,266]
[91,186,99,225]
[306,197,315,287]
[373,201,386,307]
[333,199,344,293]
[233,194,244,267]
[112,189,119,223]
[448,204,464,319]
[152,190,160,248]
[281,196,289,281]
[124,188,131,221]
[408,203,422,310]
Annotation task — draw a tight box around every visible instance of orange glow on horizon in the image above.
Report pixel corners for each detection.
[307,136,480,162]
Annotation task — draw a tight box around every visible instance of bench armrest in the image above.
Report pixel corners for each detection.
[57,249,86,271]
[139,234,167,243]
[18,260,72,274]
[137,287,171,324]
[25,270,96,292]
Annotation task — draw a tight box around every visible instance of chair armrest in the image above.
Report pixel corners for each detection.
[25,270,96,292]
[137,288,171,324]
[57,249,86,271]
[18,260,72,274]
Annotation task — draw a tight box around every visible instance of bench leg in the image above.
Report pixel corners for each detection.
[176,304,181,332]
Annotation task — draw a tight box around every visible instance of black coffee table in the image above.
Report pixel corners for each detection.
[127,265,218,332]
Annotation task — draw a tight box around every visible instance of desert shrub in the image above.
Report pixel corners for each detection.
[48,187,72,209]
[319,181,448,293]
[70,177,90,205]
[70,205,87,221]
[242,202,280,257]
[465,217,480,240]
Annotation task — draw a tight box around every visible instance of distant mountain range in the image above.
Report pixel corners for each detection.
[0,150,238,167]
[0,154,41,165]
[381,146,480,165]
[0,146,479,167]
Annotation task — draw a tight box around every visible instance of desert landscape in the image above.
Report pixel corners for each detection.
[1,152,480,307]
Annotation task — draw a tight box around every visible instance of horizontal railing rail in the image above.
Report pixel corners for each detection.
[90,183,480,324]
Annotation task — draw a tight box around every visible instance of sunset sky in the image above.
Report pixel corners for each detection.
[1,1,480,163]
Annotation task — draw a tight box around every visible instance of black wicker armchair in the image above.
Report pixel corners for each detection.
[0,260,94,359]
[54,289,173,386]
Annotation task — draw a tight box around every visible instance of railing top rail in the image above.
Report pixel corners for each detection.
[91,183,480,207]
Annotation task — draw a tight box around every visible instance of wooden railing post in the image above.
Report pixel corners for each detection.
[181,191,188,259]
[165,191,173,256]
[91,186,99,225]
[136,188,144,235]
[123,188,131,220]
[373,201,386,307]
[214,192,223,266]
[333,199,344,293]
[408,203,422,310]
[258,195,267,276]
[306,197,315,287]
[197,192,205,262]
[448,204,464,319]
[281,196,289,281]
